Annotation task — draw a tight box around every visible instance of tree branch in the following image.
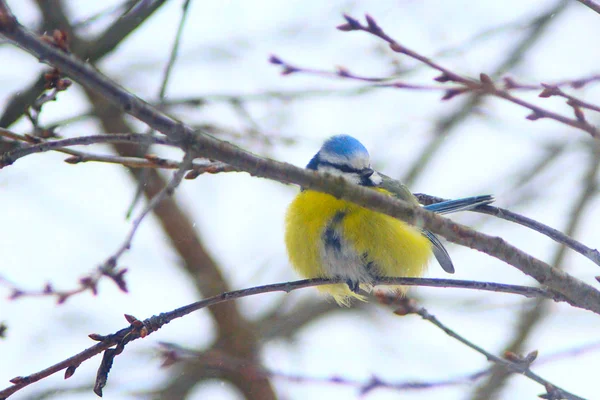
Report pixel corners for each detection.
[416,194,600,268]
[0,133,177,167]
[0,0,169,128]
[575,0,600,14]
[1,4,599,314]
[0,277,565,399]
[334,14,598,137]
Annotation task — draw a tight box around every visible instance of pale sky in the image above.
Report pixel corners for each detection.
[1,1,600,399]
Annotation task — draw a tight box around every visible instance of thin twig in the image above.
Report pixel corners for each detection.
[0,0,169,128]
[331,14,599,137]
[0,133,177,167]
[471,145,600,400]
[2,4,599,313]
[126,0,192,218]
[0,128,232,173]
[156,336,600,394]
[416,194,600,268]
[504,79,600,113]
[502,74,600,90]
[0,151,200,303]
[269,57,600,126]
[1,275,561,305]
[71,0,138,29]
[402,0,567,186]
[98,151,195,280]
[158,0,190,100]
[411,305,584,400]
[156,344,486,394]
[576,0,600,14]
[0,276,565,399]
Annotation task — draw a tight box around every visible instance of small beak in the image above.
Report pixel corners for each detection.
[360,168,374,178]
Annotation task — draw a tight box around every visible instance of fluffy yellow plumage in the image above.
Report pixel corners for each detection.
[285,188,432,306]
[284,135,493,306]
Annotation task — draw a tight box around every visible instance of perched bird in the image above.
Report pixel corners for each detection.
[285,134,493,306]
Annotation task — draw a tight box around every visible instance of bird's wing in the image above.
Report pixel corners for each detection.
[423,230,454,274]
[424,195,494,214]
[379,173,454,273]
[378,173,421,205]
[378,174,494,275]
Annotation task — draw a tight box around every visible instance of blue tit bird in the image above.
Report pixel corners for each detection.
[285,134,494,306]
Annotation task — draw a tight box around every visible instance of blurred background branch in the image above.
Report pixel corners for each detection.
[1,0,600,399]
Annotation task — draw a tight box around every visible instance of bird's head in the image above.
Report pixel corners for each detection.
[307,135,382,186]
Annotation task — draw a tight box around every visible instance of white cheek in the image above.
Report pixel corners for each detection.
[349,157,369,170]
[318,166,361,184]
[319,152,370,171]
[369,171,382,186]
[319,153,350,166]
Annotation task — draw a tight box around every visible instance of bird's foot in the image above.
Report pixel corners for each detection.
[346,279,360,294]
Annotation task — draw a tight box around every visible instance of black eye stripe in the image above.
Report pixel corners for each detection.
[317,161,378,188]
[319,161,360,174]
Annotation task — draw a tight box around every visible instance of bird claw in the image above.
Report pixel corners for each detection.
[346,279,360,293]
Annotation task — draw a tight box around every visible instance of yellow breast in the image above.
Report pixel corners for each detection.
[284,189,432,305]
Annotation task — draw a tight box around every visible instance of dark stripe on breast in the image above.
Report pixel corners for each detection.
[323,211,346,252]
[362,253,379,276]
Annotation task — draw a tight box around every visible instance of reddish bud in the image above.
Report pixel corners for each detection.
[503,76,517,89]
[145,154,161,163]
[479,73,495,90]
[393,307,410,316]
[268,55,283,65]
[124,314,138,324]
[336,66,350,77]
[526,112,543,121]
[539,84,560,98]
[336,23,355,31]
[524,350,538,364]
[281,66,299,75]
[342,14,362,30]
[39,127,59,139]
[57,294,69,304]
[539,383,561,400]
[504,351,520,362]
[64,156,83,164]
[112,268,129,293]
[185,170,201,180]
[9,376,27,384]
[80,277,98,295]
[139,326,149,338]
[389,42,404,53]
[434,73,452,83]
[365,14,381,33]
[51,30,69,52]
[9,289,24,300]
[441,89,466,101]
[105,256,117,268]
[56,79,72,91]
[88,333,106,341]
[573,106,586,123]
[64,365,77,379]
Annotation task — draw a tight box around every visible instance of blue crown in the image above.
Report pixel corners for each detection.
[307,135,370,170]
[320,135,369,158]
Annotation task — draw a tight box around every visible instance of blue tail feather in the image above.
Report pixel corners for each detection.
[424,195,494,215]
